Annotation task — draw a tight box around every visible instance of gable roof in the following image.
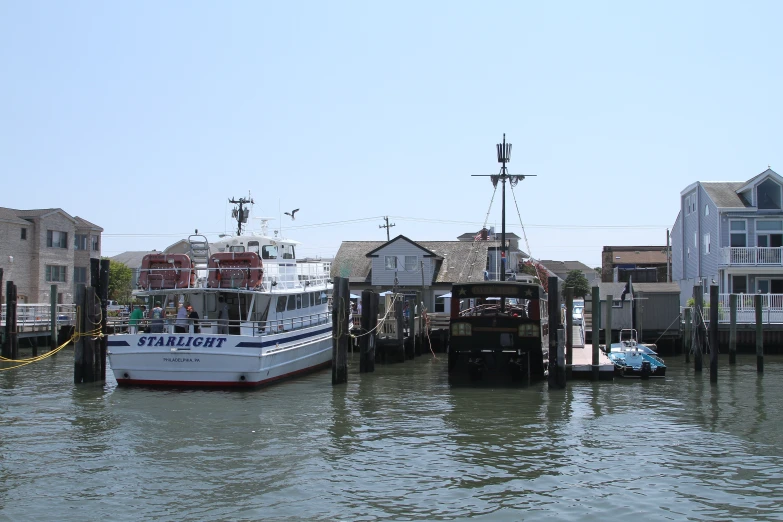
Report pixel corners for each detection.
[736,168,782,194]
[332,240,502,284]
[365,235,441,258]
[0,207,32,225]
[74,216,104,232]
[14,208,77,223]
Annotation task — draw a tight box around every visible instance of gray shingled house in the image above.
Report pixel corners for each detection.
[672,168,783,311]
[331,235,510,313]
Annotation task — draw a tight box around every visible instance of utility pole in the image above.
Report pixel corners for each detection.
[473,134,536,313]
[379,216,395,242]
[229,197,254,236]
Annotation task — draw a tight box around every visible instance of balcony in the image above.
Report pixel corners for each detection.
[700,294,783,324]
[718,247,783,266]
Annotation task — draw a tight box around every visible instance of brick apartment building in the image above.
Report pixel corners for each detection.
[0,207,103,304]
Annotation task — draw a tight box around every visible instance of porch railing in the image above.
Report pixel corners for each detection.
[699,293,783,324]
[719,247,783,266]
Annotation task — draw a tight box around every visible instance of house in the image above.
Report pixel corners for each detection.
[456,228,528,278]
[538,260,600,286]
[601,246,668,283]
[0,207,102,304]
[331,235,506,313]
[671,168,783,307]
[584,282,632,343]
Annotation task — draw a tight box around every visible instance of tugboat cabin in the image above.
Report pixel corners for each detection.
[448,280,549,381]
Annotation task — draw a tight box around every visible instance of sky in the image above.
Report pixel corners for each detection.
[2,0,782,269]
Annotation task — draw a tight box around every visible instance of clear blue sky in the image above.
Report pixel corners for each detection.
[2,1,781,268]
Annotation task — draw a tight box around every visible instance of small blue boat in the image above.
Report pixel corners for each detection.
[606,329,666,378]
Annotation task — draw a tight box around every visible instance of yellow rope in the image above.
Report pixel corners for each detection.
[0,303,103,370]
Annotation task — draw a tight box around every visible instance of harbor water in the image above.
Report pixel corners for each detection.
[2,351,782,521]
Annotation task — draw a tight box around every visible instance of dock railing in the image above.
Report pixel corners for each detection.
[1,303,76,331]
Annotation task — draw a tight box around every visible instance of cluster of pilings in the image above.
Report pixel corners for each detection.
[685,284,765,381]
[74,258,110,384]
[1,268,20,359]
[331,277,430,385]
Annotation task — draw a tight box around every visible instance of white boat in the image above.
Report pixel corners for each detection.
[107,198,333,387]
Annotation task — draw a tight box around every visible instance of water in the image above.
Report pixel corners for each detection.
[2,351,783,521]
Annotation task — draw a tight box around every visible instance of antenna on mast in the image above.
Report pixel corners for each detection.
[228,196,254,235]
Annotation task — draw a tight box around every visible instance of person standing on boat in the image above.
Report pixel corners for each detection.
[150,302,165,333]
[218,296,229,334]
[187,304,200,334]
[128,305,145,334]
[175,303,188,333]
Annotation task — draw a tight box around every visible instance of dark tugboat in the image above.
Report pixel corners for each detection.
[447,135,549,382]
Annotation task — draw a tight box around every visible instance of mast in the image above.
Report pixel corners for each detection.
[472,134,535,312]
[229,196,254,236]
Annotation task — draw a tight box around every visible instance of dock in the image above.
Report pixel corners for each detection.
[568,323,615,380]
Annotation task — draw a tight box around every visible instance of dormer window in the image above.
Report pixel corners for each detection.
[757,179,782,210]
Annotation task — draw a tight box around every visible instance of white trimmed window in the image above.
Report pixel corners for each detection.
[730,220,747,247]
[694,231,697,248]
[704,233,710,254]
[705,205,709,216]
[385,256,397,270]
[404,255,417,271]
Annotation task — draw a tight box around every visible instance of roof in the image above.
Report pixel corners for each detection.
[365,235,441,258]
[74,216,104,232]
[111,250,158,269]
[632,283,681,294]
[538,260,598,279]
[14,208,77,223]
[331,240,502,284]
[0,207,32,225]
[701,182,750,209]
[585,282,628,302]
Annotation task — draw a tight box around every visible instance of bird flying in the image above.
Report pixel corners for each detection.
[284,209,299,220]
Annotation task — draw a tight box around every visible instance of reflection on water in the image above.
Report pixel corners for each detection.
[2,350,783,520]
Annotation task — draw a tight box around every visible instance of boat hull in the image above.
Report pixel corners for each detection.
[107,325,332,387]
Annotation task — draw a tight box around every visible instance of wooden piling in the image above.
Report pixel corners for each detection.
[4,281,19,360]
[729,294,737,365]
[394,298,404,363]
[98,259,110,380]
[359,290,372,372]
[605,294,613,348]
[591,286,600,381]
[693,285,703,372]
[556,326,566,388]
[407,298,415,360]
[370,292,378,369]
[709,285,718,383]
[755,294,763,373]
[50,284,58,351]
[332,277,349,384]
[548,277,559,389]
[565,286,573,377]
[684,307,691,363]
[74,284,84,383]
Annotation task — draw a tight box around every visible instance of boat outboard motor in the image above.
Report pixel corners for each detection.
[640,361,652,380]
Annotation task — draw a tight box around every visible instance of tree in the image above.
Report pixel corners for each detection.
[564,269,590,298]
[107,260,133,303]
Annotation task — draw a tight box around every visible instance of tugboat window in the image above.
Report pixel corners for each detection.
[229,245,245,253]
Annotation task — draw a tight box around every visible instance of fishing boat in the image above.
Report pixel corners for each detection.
[605,329,666,378]
[107,197,333,387]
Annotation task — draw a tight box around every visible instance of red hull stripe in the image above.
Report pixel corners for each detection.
[115,360,332,388]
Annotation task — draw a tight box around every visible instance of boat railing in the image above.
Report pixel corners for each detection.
[108,311,332,337]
